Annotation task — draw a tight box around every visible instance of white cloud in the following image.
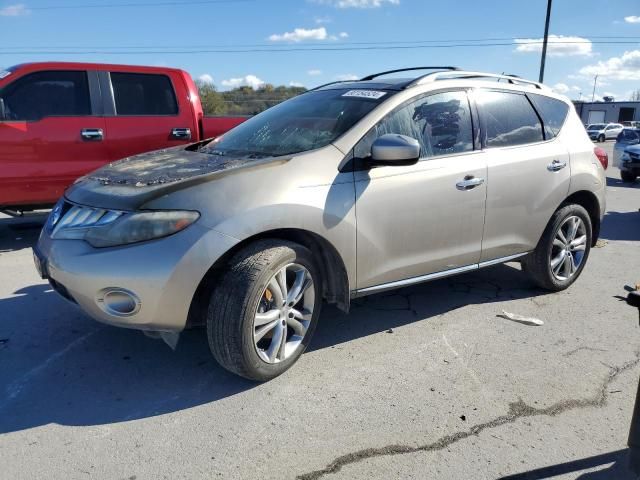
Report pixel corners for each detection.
[514,35,592,57]
[314,15,332,24]
[221,75,265,89]
[335,73,359,81]
[313,0,399,8]
[307,69,322,76]
[198,74,214,84]
[338,32,349,38]
[289,81,305,87]
[579,50,640,80]
[0,4,29,16]
[624,15,640,23]
[552,83,581,94]
[269,27,328,42]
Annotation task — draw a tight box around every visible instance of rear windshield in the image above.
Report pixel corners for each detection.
[200,89,390,157]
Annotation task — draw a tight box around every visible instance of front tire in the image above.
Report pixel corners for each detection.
[621,170,637,183]
[524,204,592,291]
[207,240,322,381]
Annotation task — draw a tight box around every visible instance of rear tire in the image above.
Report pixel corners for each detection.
[524,204,592,291]
[621,170,637,183]
[207,239,322,381]
[598,134,605,143]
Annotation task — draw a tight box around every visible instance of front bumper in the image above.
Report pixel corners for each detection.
[35,222,238,332]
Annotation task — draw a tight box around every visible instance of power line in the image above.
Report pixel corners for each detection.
[27,0,256,10]
[3,36,639,50]
[0,40,637,55]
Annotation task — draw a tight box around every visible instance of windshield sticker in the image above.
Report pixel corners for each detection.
[0,70,11,80]
[342,90,387,100]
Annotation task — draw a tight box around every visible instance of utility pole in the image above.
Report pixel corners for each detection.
[591,74,599,102]
[538,0,553,83]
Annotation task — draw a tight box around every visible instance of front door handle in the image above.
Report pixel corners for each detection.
[171,127,192,140]
[456,175,485,191]
[81,128,103,141]
[547,159,567,172]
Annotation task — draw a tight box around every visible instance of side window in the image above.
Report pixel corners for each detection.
[110,72,178,116]
[528,93,569,139]
[0,70,90,121]
[477,90,544,148]
[354,90,474,159]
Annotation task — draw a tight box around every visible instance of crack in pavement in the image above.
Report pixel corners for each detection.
[296,353,640,480]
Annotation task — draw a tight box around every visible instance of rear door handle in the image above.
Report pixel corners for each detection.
[171,127,192,140]
[81,128,103,141]
[547,159,567,172]
[456,175,485,191]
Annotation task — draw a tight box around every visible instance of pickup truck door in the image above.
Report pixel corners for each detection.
[100,71,197,162]
[0,69,108,207]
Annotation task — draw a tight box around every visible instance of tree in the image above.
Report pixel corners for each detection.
[631,89,640,102]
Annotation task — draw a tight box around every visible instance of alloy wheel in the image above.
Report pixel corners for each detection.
[253,263,315,364]
[549,215,587,281]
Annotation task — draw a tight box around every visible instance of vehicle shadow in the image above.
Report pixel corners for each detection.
[600,210,640,242]
[0,262,548,435]
[0,215,46,253]
[607,176,640,188]
[498,449,636,479]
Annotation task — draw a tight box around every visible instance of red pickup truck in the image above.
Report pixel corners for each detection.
[0,62,248,214]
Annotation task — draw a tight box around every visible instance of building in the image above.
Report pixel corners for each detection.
[573,100,640,125]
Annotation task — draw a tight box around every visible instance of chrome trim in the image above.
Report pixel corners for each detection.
[478,252,529,268]
[355,252,530,296]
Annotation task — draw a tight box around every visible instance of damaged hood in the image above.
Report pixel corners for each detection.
[66,144,290,210]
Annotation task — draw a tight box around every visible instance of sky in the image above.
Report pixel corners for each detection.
[1,0,640,100]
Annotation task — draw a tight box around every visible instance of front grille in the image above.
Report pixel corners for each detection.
[50,201,124,237]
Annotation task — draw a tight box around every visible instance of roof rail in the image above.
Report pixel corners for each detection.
[409,71,546,90]
[360,66,459,81]
[307,79,358,92]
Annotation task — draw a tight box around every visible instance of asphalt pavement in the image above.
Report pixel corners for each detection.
[1,141,639,479]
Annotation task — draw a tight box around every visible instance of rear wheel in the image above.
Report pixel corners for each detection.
[207,240,321,381]
[621,170,637,183]
[524,204,592,291]
[598,134,605,143]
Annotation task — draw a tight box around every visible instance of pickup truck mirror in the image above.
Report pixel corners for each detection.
[369,134,420,167]
[0,98,6,121]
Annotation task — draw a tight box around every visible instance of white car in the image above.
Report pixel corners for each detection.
[586,123,624,142]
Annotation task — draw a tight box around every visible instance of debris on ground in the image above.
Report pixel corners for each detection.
[498,310,544,326]
[594,239,608,248]
[459,415,466,421]
[386,328,394,334]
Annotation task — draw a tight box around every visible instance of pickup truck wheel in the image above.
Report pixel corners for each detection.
[207,240,322,381]
[621,170,637,183]
[523,204,592,291]
[598,134,605,143]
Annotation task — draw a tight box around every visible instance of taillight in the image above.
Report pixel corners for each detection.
[594,146,608,170]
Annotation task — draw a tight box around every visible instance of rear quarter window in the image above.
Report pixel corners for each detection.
[528,93,569,139]
[110,72,178,116]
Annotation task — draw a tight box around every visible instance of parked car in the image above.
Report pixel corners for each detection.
[0,62,248,214]
[618,143,640,183]
[35,67,607,380]
[614,128,640,178]
[586,122,624,142]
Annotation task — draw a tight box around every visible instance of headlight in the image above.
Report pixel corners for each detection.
[85,210,200,248]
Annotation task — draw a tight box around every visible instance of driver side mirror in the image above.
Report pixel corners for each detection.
[369,134,420,167]
[0,98,6,121]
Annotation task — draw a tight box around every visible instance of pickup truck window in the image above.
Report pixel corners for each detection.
[110,72,178,116]
[0,70,90,121]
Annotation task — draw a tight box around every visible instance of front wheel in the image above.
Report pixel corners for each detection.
[523,204,592,291]
[621,170,637,183]
[207,240,322,381]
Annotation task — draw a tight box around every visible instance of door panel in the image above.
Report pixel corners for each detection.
[103,71,196,161]
[0,70,108,207]
[353,89,486,290]
[480,141,570,261]
[355,154,487,289]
